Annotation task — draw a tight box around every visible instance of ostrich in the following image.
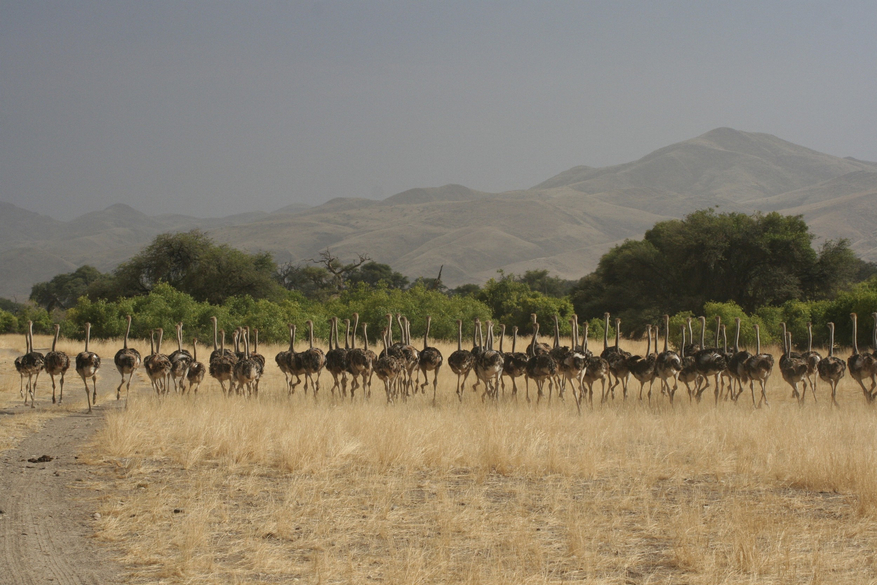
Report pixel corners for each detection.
[209,316,221,363]
[655,315,682,403]
[14,348,26,399]
[418,315,443,403]
[560,318,587,408]
[847,312,877,404]
[276,323,295,392]
[475,321,504,400]
[374,326,402,403]
[528,314,551,356]
[524,323,557,404]
[547,314,572,400]
[44,323,70,405]
[801,321,822,399]
[727,318,752,402]
[469,319,487,395]
[287,324,309,396]
[743,324,774,408]
[231,328,246,362]
[599,313,619,361]
[209,316,235,363]
[362,323,377,394]
[19,320,45,407]
[186,339,206,394]
[249,328,266,396]
[448,319,475,401]
[778,322,806,400]
[208,329,236,396]
[683,316,700,356]
[628,325,657,403]
[580,321,609,407]
[717,325,736,400]
[168,322,192,393]
[678,326,701,401]
[301,320,326,397]
[501,325,529,399]
[780,331,809,404]
[113,314,141,402]
[399,316,421,395]
[232,328,259,397]
[571,314,591,356]
[347,314,373,399]
[606,318,631,399]
[817,322,846,407]
[379,313,401,358]
[560,318,588,412]
[549,314,571,370]
[75,322,101,413]
[378,314,409,393]
[325,317,350,397]
[144,329,172,395]
[693,316,726,404]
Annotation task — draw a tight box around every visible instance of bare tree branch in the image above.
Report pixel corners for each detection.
[308,249,372,290]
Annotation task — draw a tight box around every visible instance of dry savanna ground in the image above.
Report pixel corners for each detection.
[4,333,877,584]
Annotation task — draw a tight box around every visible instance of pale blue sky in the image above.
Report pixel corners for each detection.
[2,1,875,218]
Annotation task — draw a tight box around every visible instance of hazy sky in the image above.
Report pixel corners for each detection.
[2,1,876,219]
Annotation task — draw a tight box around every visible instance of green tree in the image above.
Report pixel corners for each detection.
[478,275,573,336]
[0,309,18,334]
[450,283,481,297]
[30,265,104,311]
[516,270,575,298]
[347,261,409,289]
[570,209,862,334]
[89,231,284,304]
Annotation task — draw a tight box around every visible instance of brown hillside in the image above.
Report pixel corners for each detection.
[3,128,877,298]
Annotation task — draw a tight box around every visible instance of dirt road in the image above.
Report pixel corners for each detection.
[0,401,123,584]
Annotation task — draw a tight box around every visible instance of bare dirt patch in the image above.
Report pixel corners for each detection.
[0,407,124,585]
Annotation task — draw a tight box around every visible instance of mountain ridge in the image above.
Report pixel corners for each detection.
[2,127,876,299]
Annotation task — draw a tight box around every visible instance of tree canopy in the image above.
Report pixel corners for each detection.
[570,209,864,334]
[30,265,103,311]
[84,230,285,304]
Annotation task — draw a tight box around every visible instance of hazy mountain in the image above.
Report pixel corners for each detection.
[2,127,876,299]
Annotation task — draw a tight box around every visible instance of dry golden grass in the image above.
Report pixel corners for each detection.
[9,334,877,583]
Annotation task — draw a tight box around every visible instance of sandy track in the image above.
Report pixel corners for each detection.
[0,403,123,584]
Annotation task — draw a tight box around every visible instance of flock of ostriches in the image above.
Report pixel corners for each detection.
[10,311,877,414]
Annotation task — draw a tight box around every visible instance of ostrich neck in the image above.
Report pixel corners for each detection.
[852,317,859,354]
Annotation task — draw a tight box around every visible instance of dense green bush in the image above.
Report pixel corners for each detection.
[571,210,867,334]
[0,310,18,334]
[62,282,493,347]
[477,276,574,337]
